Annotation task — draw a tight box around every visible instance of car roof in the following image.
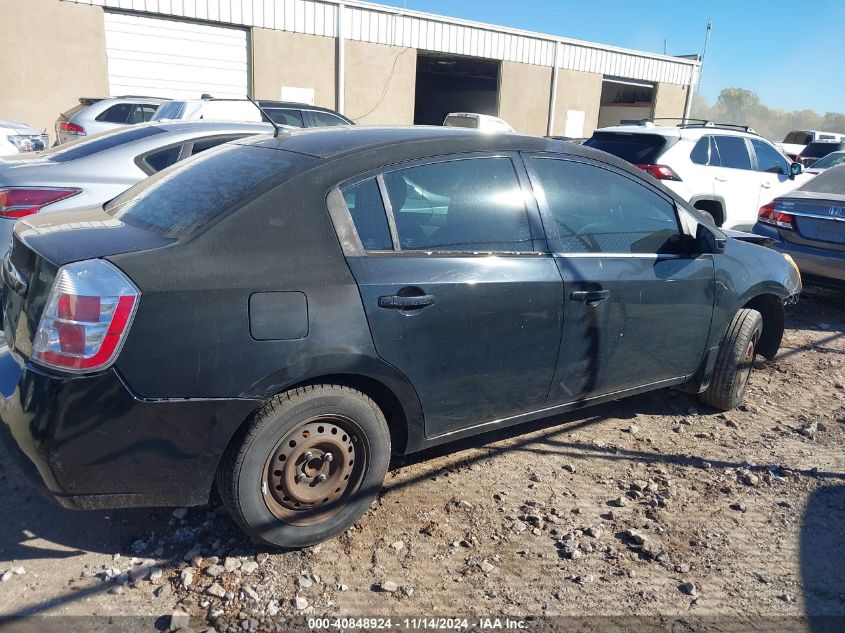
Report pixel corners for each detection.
[594,123,763,140]
[238,125,649,175]
[257,100,346,115]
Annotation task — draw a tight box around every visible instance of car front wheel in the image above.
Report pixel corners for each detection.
[218,384,390,548]
[700,308,763,411]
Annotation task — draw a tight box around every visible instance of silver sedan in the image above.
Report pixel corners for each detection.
[0,120,272,259]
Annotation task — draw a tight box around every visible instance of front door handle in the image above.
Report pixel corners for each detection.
[761,182,773,189]
[570,289,610,306]
[714,176,728,182]
[378,294,436,310]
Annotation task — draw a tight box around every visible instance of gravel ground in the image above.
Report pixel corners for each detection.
[0,287,843,631]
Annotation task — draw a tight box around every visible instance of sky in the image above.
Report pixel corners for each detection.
[378,0,845,114]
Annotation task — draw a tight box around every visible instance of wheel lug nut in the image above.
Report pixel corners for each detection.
[323,453,333,463]
[295,473,306,483]
[303,451,314,461]
[315,474,327,483]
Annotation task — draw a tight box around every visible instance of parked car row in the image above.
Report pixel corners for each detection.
[0,125,800,549]
[583,120,812,231]
[777,129,845,161]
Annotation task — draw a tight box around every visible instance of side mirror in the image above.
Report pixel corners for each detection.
[789,162,804,179]
[696,222,726,254]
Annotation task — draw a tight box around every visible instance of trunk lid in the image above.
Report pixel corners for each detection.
[776,193,845,251]
[2,205,171,358]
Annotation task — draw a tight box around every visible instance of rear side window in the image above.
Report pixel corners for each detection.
[584,132,668,165]
[382,157,533,253]
[529,158,682,255]
[143,145,182,172]
[341,178,393,250]
[785,132,812,145]
[690,136,716,166]
[106,145,303,238]
[96,103,133,124]
[265,109,305,127]
[39,125,166,163]
[713,136,752,170]
[751,139,789,174]
[309,111,351,127]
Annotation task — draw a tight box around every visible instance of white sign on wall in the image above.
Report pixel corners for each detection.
[564,109,585,139]
[281,86,316,105]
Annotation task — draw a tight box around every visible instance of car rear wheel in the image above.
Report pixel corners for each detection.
[700,308,763,411]
[217,384,390,548]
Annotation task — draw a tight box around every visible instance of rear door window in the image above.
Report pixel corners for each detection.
[265,109,305,127]
[341,178,393,250]
[382,157,534,253]
[106,144,308,238]
[308,111,351,127]
[584,132,667,164]
[751,139,789,174]
[142,145,183,172]
[529,157,683,255]
[713,136,752,170]
[96,103,133,124]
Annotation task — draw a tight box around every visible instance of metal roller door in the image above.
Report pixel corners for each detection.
[103,12,249,99]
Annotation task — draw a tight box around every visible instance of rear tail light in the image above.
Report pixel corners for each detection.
[758,202,794,229]
[58,120,86,136]
[32,259,140,373]
[0,187,80,219]
[634,164,682,181]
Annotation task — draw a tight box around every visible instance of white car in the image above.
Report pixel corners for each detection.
[777,130,845,161]
[585,122,814,231]
[0,119,48,156]
[443,112,514,133]
[152,98,264,123]
[55,96,167,144]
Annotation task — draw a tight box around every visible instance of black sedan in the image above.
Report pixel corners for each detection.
[753,164,845,288]
[0,127,800,548]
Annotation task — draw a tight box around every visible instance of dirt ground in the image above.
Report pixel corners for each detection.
[0,287,843,631]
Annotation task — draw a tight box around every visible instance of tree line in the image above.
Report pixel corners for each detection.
[690,88,845,143]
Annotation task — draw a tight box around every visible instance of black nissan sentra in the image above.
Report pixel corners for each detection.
[0,127,800,548]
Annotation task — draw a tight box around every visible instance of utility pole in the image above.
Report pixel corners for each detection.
[696,18,712,95]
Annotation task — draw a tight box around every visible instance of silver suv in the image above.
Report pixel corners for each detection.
[55,96,168,144]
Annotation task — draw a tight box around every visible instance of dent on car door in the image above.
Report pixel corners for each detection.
[524,155,716,403]
[337,154,564,437]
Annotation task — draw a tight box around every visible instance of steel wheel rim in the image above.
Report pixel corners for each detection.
[736,336,757,400]
[262,414,367,526]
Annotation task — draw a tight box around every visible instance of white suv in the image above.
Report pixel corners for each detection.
[584,122,813,230]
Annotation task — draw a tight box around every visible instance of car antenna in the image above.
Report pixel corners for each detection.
[246,95,282,137]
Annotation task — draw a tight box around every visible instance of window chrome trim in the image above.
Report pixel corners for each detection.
[551,252,682,259]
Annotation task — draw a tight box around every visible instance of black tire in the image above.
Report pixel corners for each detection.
[700,309,763,411]
[217,384,390,549]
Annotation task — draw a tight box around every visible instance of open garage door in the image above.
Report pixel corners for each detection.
[598,78,655,128]
[103,12,249,99]
[414,52,499,126]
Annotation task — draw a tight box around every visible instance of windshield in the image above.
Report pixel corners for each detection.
[106,143,305,238]
[584,132,668,164]
[811,152,845,170]
[36,125,166,163]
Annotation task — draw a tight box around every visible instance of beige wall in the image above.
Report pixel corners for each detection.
[653,82,689,121]
[497,61,552,136]
[344,41,416,125]
[551,69,603,138]
[0,0,109,142]
[252,28,336,109]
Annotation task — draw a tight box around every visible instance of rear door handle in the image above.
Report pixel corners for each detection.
[570,289,610,306]
[761,182,773,189]
[378,294,436,310]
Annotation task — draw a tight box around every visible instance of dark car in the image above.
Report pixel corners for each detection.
[257,100,354,128]
[0,127,800,548]
[797,140,845,168]
[753,164,845,287]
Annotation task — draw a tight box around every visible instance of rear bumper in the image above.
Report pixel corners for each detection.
[0,349,260,509]
[752,223,845,287]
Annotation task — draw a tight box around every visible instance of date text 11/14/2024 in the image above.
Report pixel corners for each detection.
[307,617,528,630]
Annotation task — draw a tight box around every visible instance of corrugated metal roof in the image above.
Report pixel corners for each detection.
[62,0,700,85]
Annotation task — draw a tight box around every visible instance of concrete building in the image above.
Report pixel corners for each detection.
[1,0,700,142]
